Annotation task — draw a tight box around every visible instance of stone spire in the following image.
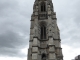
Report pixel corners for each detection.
[27,0,63,60]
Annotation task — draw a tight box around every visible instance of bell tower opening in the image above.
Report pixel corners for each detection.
[41,2,46,12]
[39,2,48,19]
[40,22,46,39]
[41,26,46,39]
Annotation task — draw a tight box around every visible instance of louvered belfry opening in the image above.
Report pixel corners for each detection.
[38,2,48,19]
[41,2,46,12]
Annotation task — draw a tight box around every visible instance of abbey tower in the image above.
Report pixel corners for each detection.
[27,0,63,60]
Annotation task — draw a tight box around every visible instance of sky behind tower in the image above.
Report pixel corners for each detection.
[0,0,80,60]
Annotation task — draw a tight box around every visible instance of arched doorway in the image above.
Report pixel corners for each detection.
[41,53,46,60]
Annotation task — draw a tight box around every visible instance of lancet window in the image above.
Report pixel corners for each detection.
[41,2,46,12]
[40,22,46,39]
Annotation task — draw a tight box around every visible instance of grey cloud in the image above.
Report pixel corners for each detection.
[0,30,28,57]
[0,0,32,57]
[73,0,80,26]
[0,0,19,17]
[0,0,80,58]
[0,0,31,34]
[0,31,26,48]
[53,0,80,48]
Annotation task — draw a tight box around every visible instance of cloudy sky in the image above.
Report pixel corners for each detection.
[0,0,80,60]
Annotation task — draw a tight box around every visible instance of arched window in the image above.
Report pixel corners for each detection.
[41,2,46,12]
[40,24,46,39]
[42,53,46,60]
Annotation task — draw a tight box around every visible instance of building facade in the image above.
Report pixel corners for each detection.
[27,0,63,60]
[73,55,80,60]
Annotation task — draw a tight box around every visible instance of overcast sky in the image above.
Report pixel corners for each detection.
[0,0,80,60]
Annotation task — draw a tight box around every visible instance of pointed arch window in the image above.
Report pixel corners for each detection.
[41,2,46,12]
[40,25,46,39]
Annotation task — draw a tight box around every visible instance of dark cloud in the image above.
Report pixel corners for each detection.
[0,31,26,48]
[0,0,32,57]
[0,30,28,57]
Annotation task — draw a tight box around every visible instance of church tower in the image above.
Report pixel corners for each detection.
[27,0,63,60]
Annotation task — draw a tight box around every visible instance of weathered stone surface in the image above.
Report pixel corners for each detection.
[32,53,38,59]
[32,47,38,52]
[32,38,38,46]
[27,0,63,60]
[48,37,54,45]
[49,46,55,52]
[49,53,56,59]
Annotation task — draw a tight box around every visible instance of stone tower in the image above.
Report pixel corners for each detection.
[27,0,63,60]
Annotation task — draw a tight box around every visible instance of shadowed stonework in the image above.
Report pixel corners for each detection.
[27,0,63,60]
